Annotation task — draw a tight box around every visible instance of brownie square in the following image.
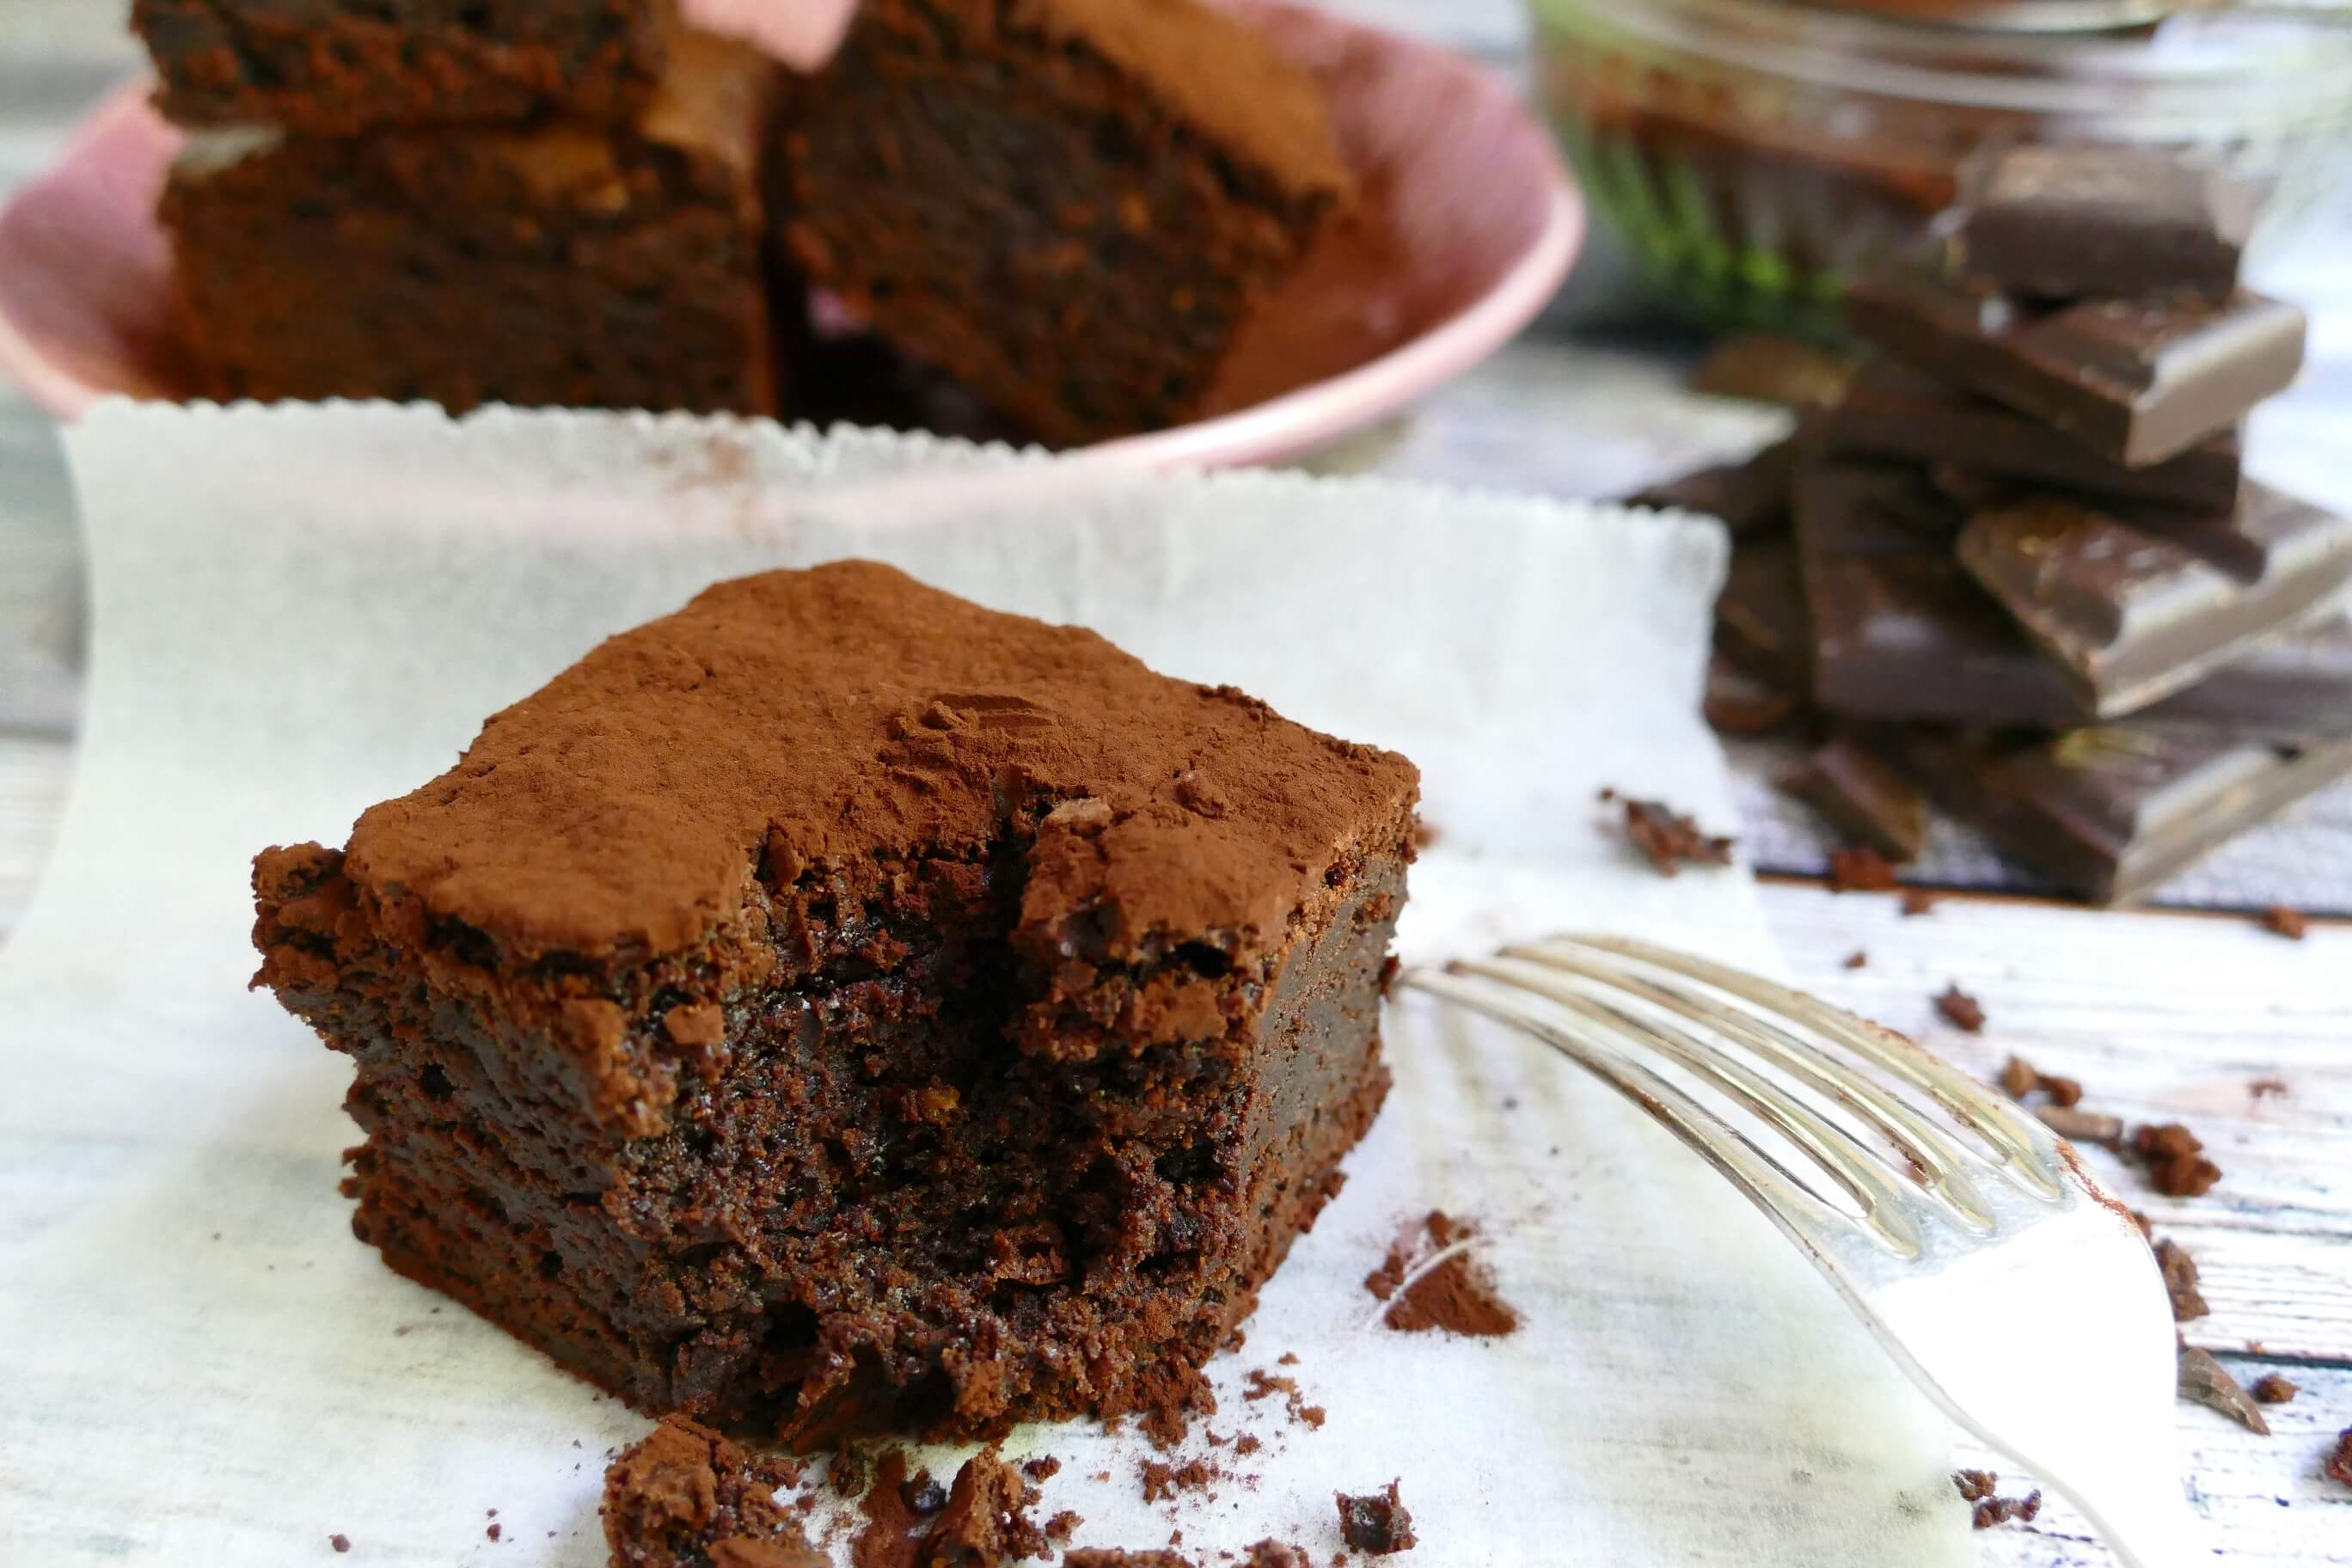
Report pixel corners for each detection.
[160,31,786,418]
[780,0,1357,448]
[254,562,1418,1441]
[133,0,669,135]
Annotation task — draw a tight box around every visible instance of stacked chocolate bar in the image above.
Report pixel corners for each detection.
[1660,147,2352,904]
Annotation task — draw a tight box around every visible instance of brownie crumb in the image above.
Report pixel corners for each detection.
[2260,906,2308,940]
[1411,821,1442,851]
[1617,796,1736,876]
[2133,1123,2222,1197]
[1363,1211,1521,1338]
[2154,1239,2210,1322]
[2252,1374,2300,1405]
[1243,1546,1311,1568]
[602,1417,820,1568]
[1020,1457,1060,1484]
[1843,950,1868,970]
[1044,1512,1082,1543]
[1994,1056,2082,1108]
[1277,1353,1299,1367]
[1899,888,1939,917]
[2325,1430,2352,1488]
[2251,1077,2288,1099]
[1242,1369,1324,1430]
[1137,1459,1214,1504]
[921,1447,1049,1567]
[1063,1553,1195,1568]
[329,1536,350,1554]
[1953,1471,2040,1529]
[1828,846,1900,892]
[1934,985,1986,1032]
[2178,1346,2269,1435]
[487,1523,501,1542]
[1233,1435,1263,1457]
[1333,1482,1417,1555]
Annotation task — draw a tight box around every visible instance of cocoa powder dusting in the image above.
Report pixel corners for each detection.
[1363,1211,1520,1338]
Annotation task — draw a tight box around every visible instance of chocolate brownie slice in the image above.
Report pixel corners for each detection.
[161,30,784,418]
[134,0,668,135]
[254,562,1416,1442]
[781,0,1356,447]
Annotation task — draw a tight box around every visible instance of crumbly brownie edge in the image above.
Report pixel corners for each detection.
[134,0,667,135]
[256,823,1407,1439]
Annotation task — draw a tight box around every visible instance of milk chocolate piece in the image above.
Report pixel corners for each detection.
[1847,265,2306,466]
[1952,146,2258,302]
[1785,735,1930,861]
[1897,726,2352,905]
[1958,486,2352,718]
[1633,438,1801,540]
[1828,360,2244,511]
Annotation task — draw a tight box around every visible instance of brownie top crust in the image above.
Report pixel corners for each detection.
[946,0,1351,200]
[341,560,1417,964]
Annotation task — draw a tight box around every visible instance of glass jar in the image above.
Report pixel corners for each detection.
[1530,0,2352,339]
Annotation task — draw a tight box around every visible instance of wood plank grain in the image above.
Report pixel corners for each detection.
[1764,880,2352,1368]
[1961,1360,2352,1568]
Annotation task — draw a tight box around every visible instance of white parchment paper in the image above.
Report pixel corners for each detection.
[0,402,1967,1566]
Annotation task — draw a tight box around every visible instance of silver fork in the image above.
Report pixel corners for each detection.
[1400,934,2202,1568]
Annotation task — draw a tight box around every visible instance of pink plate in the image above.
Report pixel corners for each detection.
[0,0,1581,470]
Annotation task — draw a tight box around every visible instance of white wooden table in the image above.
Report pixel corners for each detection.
[1,2,2344,1564]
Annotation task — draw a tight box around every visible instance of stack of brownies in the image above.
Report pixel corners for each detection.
[135,0,1357,444]
[1657,146,2352,903]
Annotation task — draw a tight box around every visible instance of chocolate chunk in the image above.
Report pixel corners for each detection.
[2331,1430,2352,1489]
[1333,1483,1416,1555]
[1705,656,1803,735]
[1691,334,1859,408]
[1632,437,1802,540]
[1957,486,2352,719]
[1847,263,2306,466]
[1716,536,1813,688]
[1895,725,2352,905]
[1952,146,2258,302]
[1784,736,1929,861]
[2178,1346,2270,1435]
[1827,359,2244,511]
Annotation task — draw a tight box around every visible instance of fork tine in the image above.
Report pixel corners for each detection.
[1504,940,1999,1232]
[1558,935,2064,1200]
[1457,957,1932,1253]
[1400,967,1919,1259]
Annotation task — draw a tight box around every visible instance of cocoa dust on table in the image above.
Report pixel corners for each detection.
[1363,1212,1521,1338]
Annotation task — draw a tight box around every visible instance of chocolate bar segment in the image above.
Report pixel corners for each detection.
[1952,146,2257,302]
[1633,437,1802,541]
[1828,360,2244,511]
[1897,726,2352,906]
[1716,536,1812,689]
[1957,486,2352,719]
[1785,736,1930,862]
[1796,459,2086,725]
[1847,264,2305,466]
